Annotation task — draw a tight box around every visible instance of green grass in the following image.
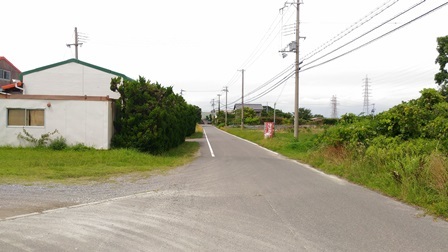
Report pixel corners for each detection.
[223,127,448,220]
[186,124,204,139]
[224,127,320,160]
[0,142,199,184]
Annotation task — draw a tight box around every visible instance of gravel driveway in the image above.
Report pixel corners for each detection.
[0,170,179,220]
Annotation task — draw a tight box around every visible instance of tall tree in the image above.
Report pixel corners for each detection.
[298,107,313,121]
[435,35,448,95]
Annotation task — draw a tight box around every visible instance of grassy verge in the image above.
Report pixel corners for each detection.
[223,127,448,220]
[0,142,199,184]
[187,124,204,139]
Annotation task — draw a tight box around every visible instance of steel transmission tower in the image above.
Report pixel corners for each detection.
[331,95,339,119]
[362,75,372,115]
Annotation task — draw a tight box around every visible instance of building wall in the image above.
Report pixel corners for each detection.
[23,62,120,99]
[0,97,113,149]
[0,59,21,86]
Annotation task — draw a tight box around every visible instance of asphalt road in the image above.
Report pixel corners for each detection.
[1,125,448,251]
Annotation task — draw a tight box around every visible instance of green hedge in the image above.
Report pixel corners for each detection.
[110,76,201,154]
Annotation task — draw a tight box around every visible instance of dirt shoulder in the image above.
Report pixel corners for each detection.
[0,171,173,220]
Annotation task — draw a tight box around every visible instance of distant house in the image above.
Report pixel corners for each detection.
[0,56,22,93]
[233,103,264,117]
[0,58,131,149]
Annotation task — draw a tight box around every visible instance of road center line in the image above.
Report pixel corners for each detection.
[203,128,215,157]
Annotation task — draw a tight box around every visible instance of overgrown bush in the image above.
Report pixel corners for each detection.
[49,136,68,150]
[110,76,201,154]
[315,88,448,217]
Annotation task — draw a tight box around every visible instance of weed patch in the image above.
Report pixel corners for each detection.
[0,142,199,184]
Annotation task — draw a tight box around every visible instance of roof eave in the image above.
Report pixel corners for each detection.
[20,58,132,81]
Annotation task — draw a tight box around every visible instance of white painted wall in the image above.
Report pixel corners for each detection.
[0,98,113,149]
[23,62,120,99]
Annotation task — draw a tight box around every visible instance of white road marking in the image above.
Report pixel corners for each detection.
[203,128,215,157]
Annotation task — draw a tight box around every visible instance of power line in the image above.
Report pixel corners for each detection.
[301,0,427,69]
[302,0,401,61]
[300,2,448,73]
[245,70,295,104]
[224,6,294,90]
[245,64,294,97]
[227,64,294,106]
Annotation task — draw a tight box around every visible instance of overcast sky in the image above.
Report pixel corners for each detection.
[2,0,447,117]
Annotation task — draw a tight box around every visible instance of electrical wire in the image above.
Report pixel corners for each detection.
[300,2,448,73]
[303,0,402,61]
[226,64,294,106]
[301,0,427,68]
[245,70,295,104]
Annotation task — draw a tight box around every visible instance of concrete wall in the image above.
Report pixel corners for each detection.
[23,62,120,99]
[0,97,113,149]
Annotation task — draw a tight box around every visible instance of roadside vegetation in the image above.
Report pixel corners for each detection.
[110,76,202,154]
[222,36,448,219]
[223,88,448,219]
[0,141,199,184]
[187,124,204,139]
[1,76,203,185]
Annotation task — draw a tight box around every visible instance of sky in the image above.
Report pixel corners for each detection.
[2,0,447,118]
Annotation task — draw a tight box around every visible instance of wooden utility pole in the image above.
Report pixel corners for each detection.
[238,69,245,130]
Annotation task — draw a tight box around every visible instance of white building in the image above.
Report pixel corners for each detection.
[0,58,131,149]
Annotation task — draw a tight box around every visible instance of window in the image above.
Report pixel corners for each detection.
[7,109,45,126]
[0,69,11,80]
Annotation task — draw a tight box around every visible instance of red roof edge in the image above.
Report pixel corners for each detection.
[1,81,22,90]
[0,56,22,73]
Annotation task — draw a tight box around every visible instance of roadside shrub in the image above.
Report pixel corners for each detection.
[245,117,260,125]
[323,118,338,125]
[49,136,68,150]
[110,76,200,154]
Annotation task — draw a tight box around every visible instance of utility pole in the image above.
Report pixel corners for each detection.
[274,102,277,125]
[66,27,83,60]
[222,86,228,126]
[363,75,371,115]
[294,1,301,139]
[210,99,215,121]
[217,94,221,114]
[238,69,245,130]
[180,89,185,96]
[280,1,302,139]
